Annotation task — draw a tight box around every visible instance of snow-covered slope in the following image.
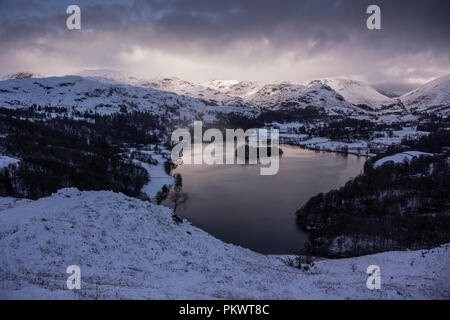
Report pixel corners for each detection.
[246,81,360,114]
[2,70,449,119]
[77,70,249,107]
[139,77,250,107]
[0,71,362,118]
[73,71,380,114]
[204,75,450,116]
[0,188,448,299]
[203,79,364,113]
[0,75,209,116]
[0,74,257,122]
[374,151,434,168]
[322,78,396,110]
[203,80,262,98]
[76,69,139,84]
[73,71,450,116]
[400,75,450,114]
[127,146,175,201]
[204,78,399,113]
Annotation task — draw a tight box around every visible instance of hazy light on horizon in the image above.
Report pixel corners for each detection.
[1,0,449,92]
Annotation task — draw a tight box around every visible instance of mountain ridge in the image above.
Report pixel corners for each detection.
[1,70,449,119]
[72,69,450,115]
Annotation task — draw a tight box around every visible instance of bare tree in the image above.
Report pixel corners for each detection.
[169,186,189,224]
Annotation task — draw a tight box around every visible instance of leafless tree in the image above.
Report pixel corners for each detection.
[169,186,189,213]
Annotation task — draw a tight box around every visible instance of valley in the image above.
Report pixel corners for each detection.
[0,70,449,299]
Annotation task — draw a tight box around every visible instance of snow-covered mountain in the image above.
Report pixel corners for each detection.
[77,70,249,107]
[321,78,395,110]
[1,188,448,299]
[0,75,201,115]
[0,74,257,122]
[203,79,365,114]
[203,79,369,113]
[203,78,399,112]
[247,81,362,114]
[400,75,450,114]
[71,70,387,114]
[0,72,361,119]
[204,76,450,116]
[203,79,262,98]
[1,70,449,120]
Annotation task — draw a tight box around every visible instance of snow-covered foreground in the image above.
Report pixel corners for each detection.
[0,189,448,300]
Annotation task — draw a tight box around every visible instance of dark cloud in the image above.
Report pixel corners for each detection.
[0,0,449,88]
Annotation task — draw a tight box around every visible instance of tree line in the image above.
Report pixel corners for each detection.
[296,130,450,257]
[0,108,168,199]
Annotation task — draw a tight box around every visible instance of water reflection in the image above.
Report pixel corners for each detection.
[164,144,367,254]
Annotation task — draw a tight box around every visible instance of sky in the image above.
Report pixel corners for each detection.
[0,0,449,93]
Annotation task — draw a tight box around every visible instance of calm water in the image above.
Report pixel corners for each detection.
[166,145,366,254]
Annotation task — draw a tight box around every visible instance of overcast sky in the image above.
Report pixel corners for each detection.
[1,0,449,92]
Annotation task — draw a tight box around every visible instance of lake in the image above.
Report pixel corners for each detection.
[165,144,367,254]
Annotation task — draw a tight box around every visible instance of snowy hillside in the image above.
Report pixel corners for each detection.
[0,188,448,300]
[71,70,392,114]
[1,70,449,120]
[203,79,262,98]
[77,70,249,107]
[400,75,450,114]
[203,78,401,113]
[0,75,206,116]
[374,151,433,168]
[204,76,450,116]
[74,70,450,117]
[204,79,370,114]
[138,77,250,107]
[247,81,359,113]
[126,146,175,201]
[0,74,258,123]
[321,78,396,110]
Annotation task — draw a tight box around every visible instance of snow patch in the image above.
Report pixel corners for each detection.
[374,151,434,168]
[0,155,20,170]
